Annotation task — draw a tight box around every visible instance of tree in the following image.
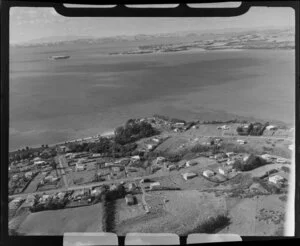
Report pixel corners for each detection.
[50,160,58,176]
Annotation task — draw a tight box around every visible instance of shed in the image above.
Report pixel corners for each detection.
[182,172,197,180]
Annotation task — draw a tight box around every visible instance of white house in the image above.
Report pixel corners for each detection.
[269,175,285,185]
[146,144,154,150]
[182,172,197,180]
[288,144,294,151]
[266,125,278,131]
[203,170,214,178]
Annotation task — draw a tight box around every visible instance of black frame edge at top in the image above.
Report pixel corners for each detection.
[1,1,299,246]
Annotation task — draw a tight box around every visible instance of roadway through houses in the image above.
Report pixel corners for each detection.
[56,155,69,188]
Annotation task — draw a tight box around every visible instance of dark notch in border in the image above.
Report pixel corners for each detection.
[1,1,299,246]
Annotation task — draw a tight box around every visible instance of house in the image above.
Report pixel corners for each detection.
[276,158,287,164]
[39,194,51,204]
[25,171,33,179]
[182,172,197,180]
[33,157,42,162]
[266,125,278,131]
[105,162,114,167]
[155,156,166,165]
[75,163,85,172]
[152,138,160,143]
[186,160,198,167]
[269,175,285,185]
[34,160,47,167]
[149,182,161,190]
[112,166,121,172]
[288,144,294,151]
[128,182,136,192]
[44,175,54,182]
[226,159,236,166]
[92,153,102,158]
[203,170,214,178]
[125,194,135,205]
[131,155,140,162]
[174,122,185,128]
[219,166,232,175]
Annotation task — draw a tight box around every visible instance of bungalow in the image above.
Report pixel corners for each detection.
[266,125,278,131]
[219,166,232,175]
[149,182,161,190]
[203,170,214,178]
[269,175,285,185]
[182,172,197,180]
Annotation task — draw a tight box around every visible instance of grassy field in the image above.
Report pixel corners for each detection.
[16,203,103,235]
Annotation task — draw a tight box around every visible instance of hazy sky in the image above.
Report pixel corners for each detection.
[10,5,294,44]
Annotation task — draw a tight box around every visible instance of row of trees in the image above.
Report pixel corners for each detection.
[236,122,269,136]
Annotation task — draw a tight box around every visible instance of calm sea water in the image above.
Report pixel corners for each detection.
[9,45,295,151]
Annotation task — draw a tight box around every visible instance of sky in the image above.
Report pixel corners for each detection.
[10,5,295,44]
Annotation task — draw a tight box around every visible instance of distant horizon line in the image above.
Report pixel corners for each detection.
[10,25,294,46]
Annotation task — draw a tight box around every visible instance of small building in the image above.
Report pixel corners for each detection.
[105,162,114,167]
[156,156,166,165]
[182,172,197,180]
[276,158,287,164]
[75,163,85,172]
[152,138,160,143]
[34,160,47,167]
[203,170,214,178]
[12,174,19,181]
[266,125,278,131]
[288,144,294,151]
[125,194,135,205]
[92,153,102,158]
[219,166,232,176]
[186,160,198,167]
[33,157,42,162]
[226,152,235,158]
[146,144,154,150]
[269,175,285,185]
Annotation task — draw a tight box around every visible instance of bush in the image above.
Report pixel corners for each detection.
[186,214,230,234]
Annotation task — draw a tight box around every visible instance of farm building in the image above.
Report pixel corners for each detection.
[186,160,198,167]
[203,170,214,178]
[182,172,197,180]
[125,194,135,205]
[269,175,285,185]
